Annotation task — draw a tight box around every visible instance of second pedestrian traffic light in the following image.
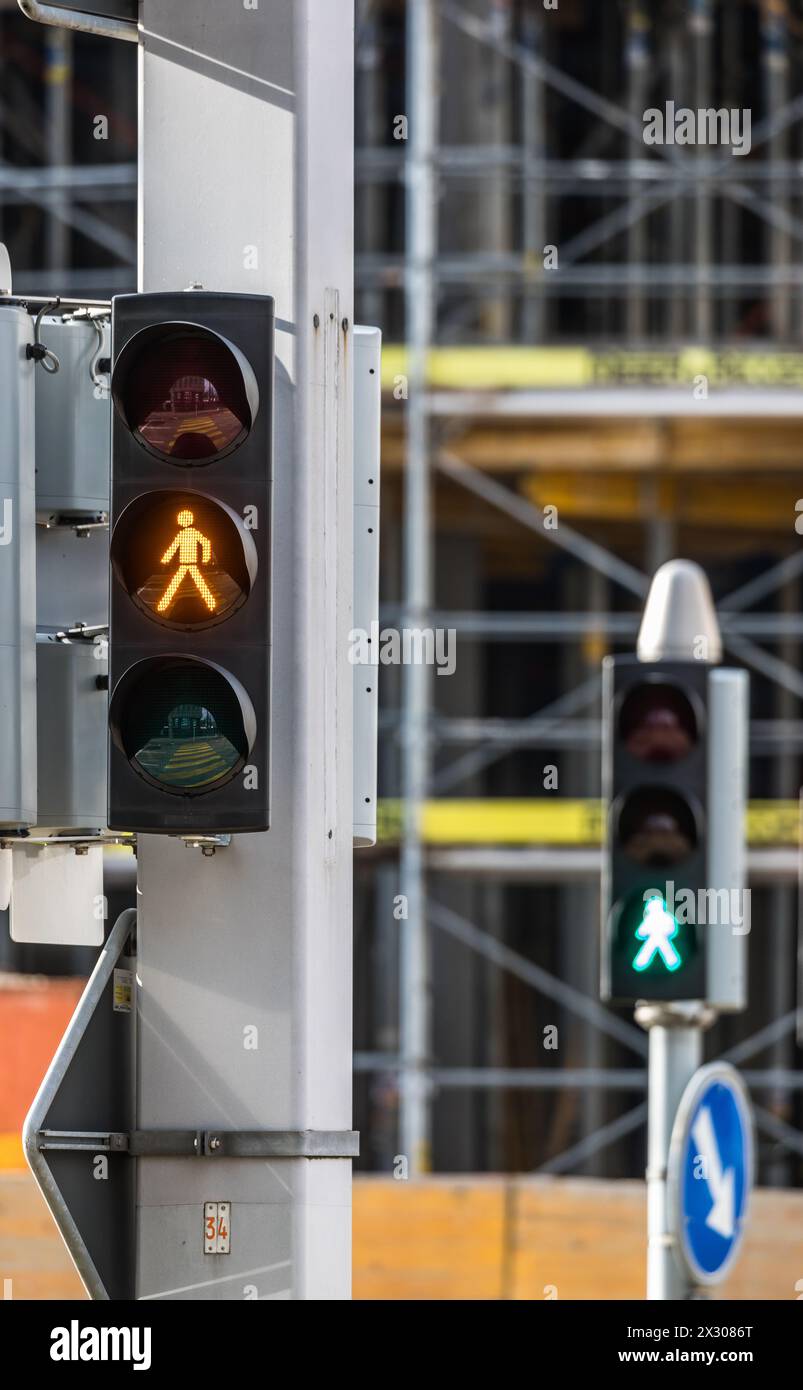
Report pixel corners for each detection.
[601,657,709,1003]
[108,292,273,833]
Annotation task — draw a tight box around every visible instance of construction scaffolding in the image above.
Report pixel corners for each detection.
[1,0,803,1185]
[353,0,803,1184]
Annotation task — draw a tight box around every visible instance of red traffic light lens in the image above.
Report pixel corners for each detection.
[110,656,256,795]
[617,681,699,763]
[112,324,258,464]
[615,786,699,866]
[111,491,258,631]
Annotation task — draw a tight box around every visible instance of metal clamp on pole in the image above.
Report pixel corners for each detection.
[133,1129,361,1158]
[36,1128,361,1159]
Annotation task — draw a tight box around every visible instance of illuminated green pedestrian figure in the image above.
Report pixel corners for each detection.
[633,896,682,973]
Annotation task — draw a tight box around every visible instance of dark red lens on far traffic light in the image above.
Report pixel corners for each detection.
[617,681,699,764]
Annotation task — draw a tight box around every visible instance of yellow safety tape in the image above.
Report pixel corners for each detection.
[377,800,800,846]
[379,347,803,392]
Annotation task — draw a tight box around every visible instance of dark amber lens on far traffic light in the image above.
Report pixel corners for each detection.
[616,786,698,866]
[618,682,698,763]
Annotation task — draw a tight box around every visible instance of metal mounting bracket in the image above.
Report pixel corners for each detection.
[17,1,138,43]
[36,1128,360,1159]
[179,834,232,855]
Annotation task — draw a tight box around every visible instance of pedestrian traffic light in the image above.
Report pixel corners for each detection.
[107,292,273,833]
[601,656,709,1003]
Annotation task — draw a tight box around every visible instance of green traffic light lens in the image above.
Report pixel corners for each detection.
[110,657,256,796]
[136,709,240,790]
[631,896,682,973]
[610,888,697,982]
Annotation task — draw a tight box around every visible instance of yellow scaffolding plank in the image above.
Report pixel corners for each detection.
[376,800,800,846]
[380,346,803,392]
[381,346,593,390]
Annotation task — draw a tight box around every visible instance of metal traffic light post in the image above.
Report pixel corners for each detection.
[602,561,750,1300]
[15,0,371,1302]
[127,1,356,1299]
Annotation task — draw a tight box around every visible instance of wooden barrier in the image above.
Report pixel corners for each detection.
[0,975,85,1170]
[1,1170,800,1300]
[352,1176,803,1301]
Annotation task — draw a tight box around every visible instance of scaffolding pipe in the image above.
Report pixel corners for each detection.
[399,0,438,1176]
[626,1,649,341]
[521,5,546,343]
[356,0,384,331]
[762,0,791,341]
[44,28,71,275]
[691,0,713,342]
[721,0,740,338]
[668,19,686,341]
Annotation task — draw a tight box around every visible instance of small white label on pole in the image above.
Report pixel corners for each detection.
[113,968,133,1013]
[204,1202,231,1255]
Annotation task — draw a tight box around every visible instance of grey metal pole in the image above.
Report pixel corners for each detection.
[400,0,437,1175]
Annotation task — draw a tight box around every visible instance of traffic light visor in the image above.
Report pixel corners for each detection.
[112,322,259,463]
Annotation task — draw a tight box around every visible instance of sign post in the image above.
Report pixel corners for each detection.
[132,0,355,1301]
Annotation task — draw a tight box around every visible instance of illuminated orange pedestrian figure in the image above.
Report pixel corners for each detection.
[157,509,216,613]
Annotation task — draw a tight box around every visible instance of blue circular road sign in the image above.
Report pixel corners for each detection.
[668,1062,753,1286]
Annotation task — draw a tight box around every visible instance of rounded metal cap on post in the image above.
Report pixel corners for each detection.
[637,559,722,665]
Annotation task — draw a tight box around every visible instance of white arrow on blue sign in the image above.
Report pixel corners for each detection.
[668,1061,753,1287]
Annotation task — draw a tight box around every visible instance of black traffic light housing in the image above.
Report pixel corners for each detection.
[108,292,273,833]
[601,655,709,1003]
